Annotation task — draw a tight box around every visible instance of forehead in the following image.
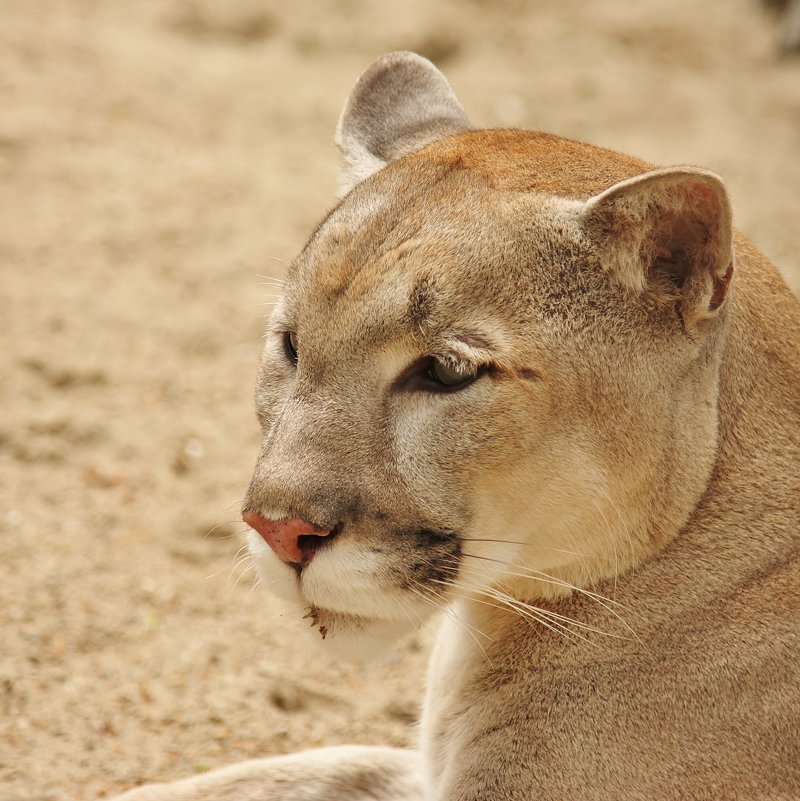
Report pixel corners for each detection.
[281,159,584,349]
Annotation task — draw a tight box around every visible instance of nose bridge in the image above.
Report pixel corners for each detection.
[245,391,373,523]
[283,391,364,459]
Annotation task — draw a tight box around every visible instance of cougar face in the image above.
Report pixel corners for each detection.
[243,139,730,654]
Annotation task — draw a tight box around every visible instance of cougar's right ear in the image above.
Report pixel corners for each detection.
[334,51,473,196]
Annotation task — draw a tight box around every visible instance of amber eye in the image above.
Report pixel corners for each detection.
[283,331,298,365]
[425,358,478,390]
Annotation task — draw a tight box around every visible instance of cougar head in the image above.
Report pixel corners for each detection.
[243,53,734,656]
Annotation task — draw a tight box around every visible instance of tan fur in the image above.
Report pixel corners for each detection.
[111,53,800,801]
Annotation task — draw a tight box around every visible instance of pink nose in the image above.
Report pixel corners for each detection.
[243,511,331,565]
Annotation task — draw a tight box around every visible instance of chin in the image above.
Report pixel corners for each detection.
[246,531,424,660]
[300,607,418,661]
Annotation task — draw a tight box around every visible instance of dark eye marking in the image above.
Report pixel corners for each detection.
[283,331,298,366]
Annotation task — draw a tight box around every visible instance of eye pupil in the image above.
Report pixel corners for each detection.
[427,358,477,389]
[284,331,298,365]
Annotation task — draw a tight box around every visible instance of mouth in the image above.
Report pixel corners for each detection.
[246,522,463,650]
[247,530,460,661]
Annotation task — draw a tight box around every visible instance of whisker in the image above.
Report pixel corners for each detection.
[434,578,590,645]
[202,520,246,540]
[434,566,602,641]
[411,581,493,644]
[459,536,528,546]
[452,564,628,640]
[404,557,495,660]
[231,554,252,572]
[594,485,639,580]
[232,562,256,590]
[432,553,639,643]
[221,499,246,513]
[591,500,619,594]
[226,544,252,579]
[408,582,493,663]
[483,586,596,645]
[392,585,436,639]
[428,563,582,639]
[459,553,642,643]
[460,537,588,558]
[461,553,628,609]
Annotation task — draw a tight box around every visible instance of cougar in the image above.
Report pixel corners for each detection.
[113,52,800,801]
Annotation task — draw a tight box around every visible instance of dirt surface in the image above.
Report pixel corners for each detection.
[1,1,798,798]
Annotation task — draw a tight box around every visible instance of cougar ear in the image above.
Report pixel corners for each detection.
[334,51,473,196]
[581,167,734,321]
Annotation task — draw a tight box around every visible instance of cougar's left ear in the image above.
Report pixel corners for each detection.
[334,51,473,196]
[581,167,734,321]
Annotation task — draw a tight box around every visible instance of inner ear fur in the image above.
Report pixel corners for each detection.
[334,51,473,195]
[581,168,734,319]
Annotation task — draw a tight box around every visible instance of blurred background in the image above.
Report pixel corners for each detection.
[1,1,798,798]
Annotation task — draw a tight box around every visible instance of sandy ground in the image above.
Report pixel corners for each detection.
[1,1,798,798]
